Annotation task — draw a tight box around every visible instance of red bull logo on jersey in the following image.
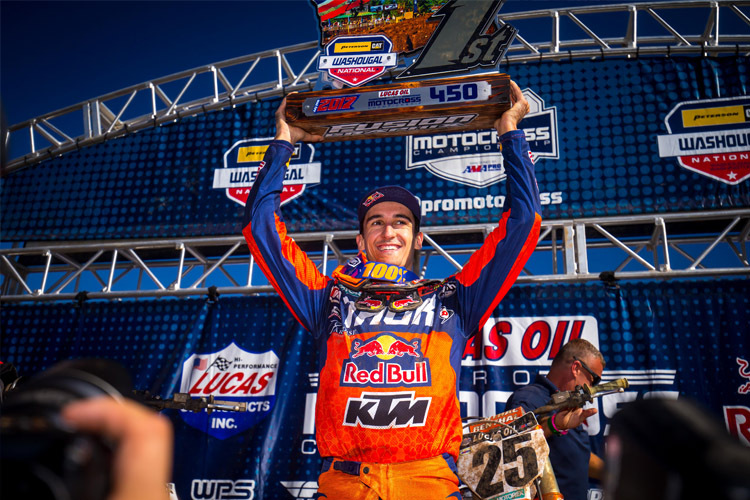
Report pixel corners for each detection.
[390,296,419,311]
[342,334,431,388]
[180,342,279,439]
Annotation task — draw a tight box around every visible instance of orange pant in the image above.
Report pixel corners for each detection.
[317,455,462,500]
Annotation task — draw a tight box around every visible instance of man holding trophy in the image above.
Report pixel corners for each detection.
[242,80,550,499]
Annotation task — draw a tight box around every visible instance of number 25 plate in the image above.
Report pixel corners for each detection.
[457,427,549,500]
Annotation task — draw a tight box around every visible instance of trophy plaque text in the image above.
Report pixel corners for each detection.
[285,73,511,142]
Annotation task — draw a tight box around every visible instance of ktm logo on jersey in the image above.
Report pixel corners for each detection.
[343,392,432,429]
[341,334,432,388]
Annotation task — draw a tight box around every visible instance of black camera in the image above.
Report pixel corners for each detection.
[1,359,132,500]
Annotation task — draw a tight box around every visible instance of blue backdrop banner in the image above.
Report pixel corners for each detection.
[1,56,748,241]
[2,278,748,499]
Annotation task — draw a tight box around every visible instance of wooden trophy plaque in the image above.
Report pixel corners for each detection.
[284,73,511,142]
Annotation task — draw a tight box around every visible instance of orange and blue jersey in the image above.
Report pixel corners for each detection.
[242,130,541,464]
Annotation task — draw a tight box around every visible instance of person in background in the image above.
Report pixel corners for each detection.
[505,338,605,500]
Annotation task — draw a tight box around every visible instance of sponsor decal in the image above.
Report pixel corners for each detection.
[319,34,397,87]
[736,357,750,394]
[323,114,477,138]
[723,405,750,445]
[180,342,279,439]
[342,334,431,388]
[280,481,319,500]
[487,489,526,500]
[190,479,255,500]
[312,95,359,113]
[439,306,454,323]
[657,96,750,185]
[302,81,490,116]
[461,316,599,366]
[362,191,384,207]
[344,391,432,428]
[215,139,321,206]
[439,282,457,299]
[405,89,559,188]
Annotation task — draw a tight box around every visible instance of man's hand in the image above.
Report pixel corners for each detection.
[62,397,173,500]
[275,96,324,144]
[494,80,529,136]
[555,406,598,430]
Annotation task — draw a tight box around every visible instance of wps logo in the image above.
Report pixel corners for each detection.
[344,391,432,429]
[405,89,559,188]
[657,96,750,185]
[342,334,432,388]
[214,139,321,206]
[191,479,255,500]
[180,342,279,439]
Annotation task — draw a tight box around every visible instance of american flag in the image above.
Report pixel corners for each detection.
[193,357,208,371]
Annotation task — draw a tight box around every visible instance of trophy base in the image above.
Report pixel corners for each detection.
[285,73,510,142]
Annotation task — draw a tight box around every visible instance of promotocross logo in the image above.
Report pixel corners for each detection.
[405,89,559,188]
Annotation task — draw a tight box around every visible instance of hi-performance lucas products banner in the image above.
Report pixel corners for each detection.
[1,57,748,242]
[1,279,748,499]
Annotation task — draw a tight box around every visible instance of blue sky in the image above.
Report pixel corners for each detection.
[1,0,634,128]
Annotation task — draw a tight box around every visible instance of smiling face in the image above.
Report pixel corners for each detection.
[356,201,423,269]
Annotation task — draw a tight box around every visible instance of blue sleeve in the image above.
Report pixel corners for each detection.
[241,140,331,335]
[454,130,543,336]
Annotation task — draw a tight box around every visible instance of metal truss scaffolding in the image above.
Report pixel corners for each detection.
[2,210,748,302]
[2,1,749,302]
[3,1,749,174]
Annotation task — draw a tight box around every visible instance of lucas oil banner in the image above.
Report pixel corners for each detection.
[1,278,748,499]
[1,56,748,242]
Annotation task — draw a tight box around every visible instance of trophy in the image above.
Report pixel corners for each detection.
[284,73,511,142]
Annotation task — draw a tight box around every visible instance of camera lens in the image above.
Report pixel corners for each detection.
[1,359,132,500]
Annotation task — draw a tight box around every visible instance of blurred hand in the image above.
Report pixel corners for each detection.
[62,397,173,500]
[555,407,598,431]
[275,96,324,144]
[494,80,530,136]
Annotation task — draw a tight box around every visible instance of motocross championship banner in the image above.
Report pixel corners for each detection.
[1,278,748,500]
[1,57,748,242]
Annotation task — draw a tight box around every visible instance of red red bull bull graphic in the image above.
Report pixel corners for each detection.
[342,334,431,388]
[180,342,279,439]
